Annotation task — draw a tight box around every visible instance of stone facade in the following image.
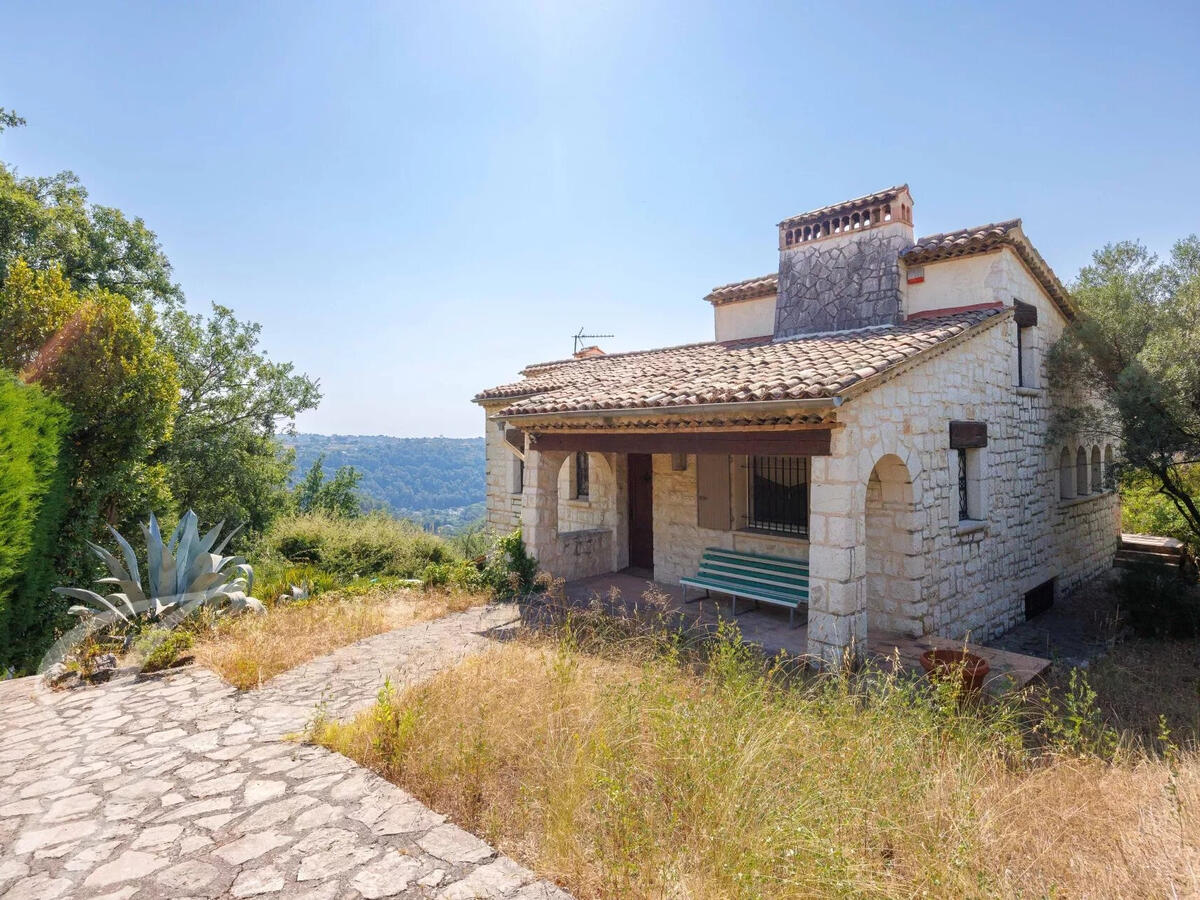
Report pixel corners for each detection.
[775,222,911,337]
[481,405,522,533]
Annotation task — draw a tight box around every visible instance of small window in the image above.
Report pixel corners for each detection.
[747,455,808,536]
[957,448,970,520]
[511,455,524,494]
[1014,300,1038,388]
[574,452,589,499]
[1059,447,1074,500]
[1076,447,1089,496]
[1090,446,1102,493]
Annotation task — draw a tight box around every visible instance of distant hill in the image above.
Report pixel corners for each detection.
[280,434,485,529]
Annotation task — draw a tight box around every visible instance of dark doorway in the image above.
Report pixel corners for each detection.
[627,453,654,571]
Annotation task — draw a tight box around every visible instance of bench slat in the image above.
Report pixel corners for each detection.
[697,565,807,593]
[680,574,809,607]
[702,547,809,569]
[699,559,808,583]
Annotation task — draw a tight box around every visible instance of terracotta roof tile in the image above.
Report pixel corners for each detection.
[475,308,1005,416]
[705,273,778,306]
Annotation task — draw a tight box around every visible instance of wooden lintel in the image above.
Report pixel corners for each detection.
[530,429,833,456]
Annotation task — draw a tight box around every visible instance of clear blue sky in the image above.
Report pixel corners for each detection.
[2,1,1197,438]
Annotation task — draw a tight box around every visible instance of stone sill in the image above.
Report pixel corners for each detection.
[1059,491,1115,509]
[564,498,592,508]
[559,527,611,538]
[954,519,989,537]
[1015,386,1044,398]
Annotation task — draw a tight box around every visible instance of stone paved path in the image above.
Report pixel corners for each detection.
[0,605,571,900]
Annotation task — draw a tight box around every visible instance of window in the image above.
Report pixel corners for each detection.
[1059,447,1074,499]
[574,452,589,499]
[747,455,808,536]
[671,452,688,471]
[511,455,524,494]
[1090,446,1102,493]
[1076,447,1089,496]
[1014,300,1038,388]
[957,448,970,520]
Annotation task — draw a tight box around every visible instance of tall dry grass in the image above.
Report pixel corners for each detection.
[194,585,485,690]
[314,619,1200,899]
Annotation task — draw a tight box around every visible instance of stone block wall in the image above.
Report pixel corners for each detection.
[805,294,1122,663]
[482,404,522,533]
[651,454,809,585]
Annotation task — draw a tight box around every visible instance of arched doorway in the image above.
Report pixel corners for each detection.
[865,454,925,637]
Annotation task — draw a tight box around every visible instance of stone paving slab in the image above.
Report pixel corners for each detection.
[0,604,572,899]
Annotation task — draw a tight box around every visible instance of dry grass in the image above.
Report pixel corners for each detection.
[314,624,1200,899]
[194,585,486,690]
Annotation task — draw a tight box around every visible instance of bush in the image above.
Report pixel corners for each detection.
[0,374,70,671]
[484,529,540,601]
[261,511,455,578]
[1121,466,1200,552]
[1116,562,1200,638]
[422,560,487,592]
[138,628,195,673]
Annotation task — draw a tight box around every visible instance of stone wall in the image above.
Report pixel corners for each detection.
[481,404,522,533]
[775,222,910,337]
[805,293,1122,663]
[651,454,809,585]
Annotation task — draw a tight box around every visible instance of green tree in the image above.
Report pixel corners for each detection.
[295,454,363,518]
[0,374,69,670]
[0,261,178,576]
[153,302,321,534]
[1051,236,1200,545]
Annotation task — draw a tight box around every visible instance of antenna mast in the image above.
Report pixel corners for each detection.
[573,326,614,355]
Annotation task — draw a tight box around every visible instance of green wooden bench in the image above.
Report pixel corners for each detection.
[680,547,809,627]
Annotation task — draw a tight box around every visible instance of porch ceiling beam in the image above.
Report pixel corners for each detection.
[529,429,833,456]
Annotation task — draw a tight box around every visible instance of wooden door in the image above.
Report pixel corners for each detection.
[627,454,654,570]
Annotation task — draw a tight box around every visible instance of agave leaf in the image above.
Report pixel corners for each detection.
[87,541,132,584]
[53,587,132,625]
[198,521,225,554]
[233,562,255,595]
[145,514,164,598]
[188,571,228,595]
[213,523,244,556]
[66,604,92,616]
[169,510,195,556]
[185,551,220,591]
[174,512,200,591]
[106,524,143,596]
[95,577,148,606]
[102,591,140,620]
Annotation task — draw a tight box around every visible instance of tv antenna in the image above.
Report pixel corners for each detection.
[573,326,614,355]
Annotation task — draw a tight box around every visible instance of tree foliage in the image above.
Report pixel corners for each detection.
[295,454,363,518]
[0,374,69,670]
[1050,236,1200,545]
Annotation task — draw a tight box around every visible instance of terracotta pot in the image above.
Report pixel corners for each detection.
[919,648,990,692]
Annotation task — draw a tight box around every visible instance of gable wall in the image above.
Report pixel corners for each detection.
[713,294,777,341]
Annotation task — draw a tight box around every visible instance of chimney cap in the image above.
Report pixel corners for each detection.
[778,184,910,230]
[573,345,606,359]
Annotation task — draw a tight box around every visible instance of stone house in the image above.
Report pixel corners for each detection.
[474,186,1120,663]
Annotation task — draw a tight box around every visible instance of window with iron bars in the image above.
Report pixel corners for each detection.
[574,452,589,499]
[747,455,808,536]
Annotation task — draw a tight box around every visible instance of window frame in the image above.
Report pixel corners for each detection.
[745,455,809,537]
[574,451,590,500]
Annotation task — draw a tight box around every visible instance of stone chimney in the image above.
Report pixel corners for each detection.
[774,185,914,337]
[573,345,606,359]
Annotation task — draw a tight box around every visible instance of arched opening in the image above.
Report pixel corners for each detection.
[1059,447,1074,499]
[557,452,615,533]
[1090,446,1102,493]
[1075,447,1089,496]
[1104,445,1115,490]
[865,454,925,637]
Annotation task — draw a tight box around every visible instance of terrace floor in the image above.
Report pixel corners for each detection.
[564,571,1052,693]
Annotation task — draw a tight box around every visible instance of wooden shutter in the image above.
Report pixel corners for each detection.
[1013,300,1038,327]
[949,421,988,449]
[696,454,731,531]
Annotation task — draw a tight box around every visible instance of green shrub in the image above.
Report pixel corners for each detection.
[484,529,541,601]
[138,628,195,672]
[422,560,487,592]
[1121,466,1200,552]
[1116,562,1200,638]
[0,374,70,671]
[262,511,455,579]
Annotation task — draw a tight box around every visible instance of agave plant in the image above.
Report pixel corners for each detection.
[54,510,264,626]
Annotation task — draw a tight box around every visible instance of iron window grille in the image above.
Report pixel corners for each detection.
[747,455,808,536]
[1016,326,1025,387]
[575,452,589,499]
[957,448,969,520]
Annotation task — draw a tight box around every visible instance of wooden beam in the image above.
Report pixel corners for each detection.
[530,429,833,456]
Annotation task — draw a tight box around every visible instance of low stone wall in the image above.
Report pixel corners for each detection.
[555,528,615,582]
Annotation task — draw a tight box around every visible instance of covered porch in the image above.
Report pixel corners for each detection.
[563,571,1051,692]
